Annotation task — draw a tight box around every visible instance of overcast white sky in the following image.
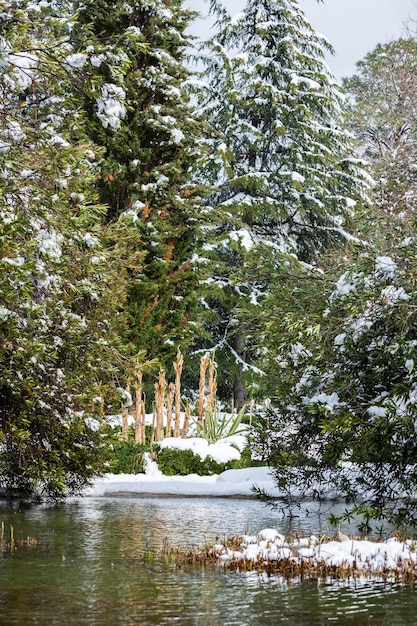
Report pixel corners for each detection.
[188,0,416,80]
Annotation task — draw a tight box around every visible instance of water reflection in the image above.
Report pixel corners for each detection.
[0,496,416,624]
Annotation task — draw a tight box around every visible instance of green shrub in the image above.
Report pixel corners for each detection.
[156,446,257,476]
[237,444,264,469]
[108,441,146,474]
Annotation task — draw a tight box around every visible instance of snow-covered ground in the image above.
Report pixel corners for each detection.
[86,464,276,497]
[85,433,339,499]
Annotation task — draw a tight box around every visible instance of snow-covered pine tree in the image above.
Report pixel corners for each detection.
[248,37,417,529]
[0,1,124,498]
[72,0,205,372]
[193,0,367,405]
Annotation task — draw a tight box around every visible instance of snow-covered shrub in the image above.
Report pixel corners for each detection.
[252,241,417,528]
[0,2,125,498]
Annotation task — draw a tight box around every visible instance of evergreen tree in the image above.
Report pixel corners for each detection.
[252,241,417,529]
[0,1,124,498]
[343,38,417,216]
[73,0,205,373]
[249,36,417,529]
[193,0,367,405]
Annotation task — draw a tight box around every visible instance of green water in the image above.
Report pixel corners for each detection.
[1,496,417,625]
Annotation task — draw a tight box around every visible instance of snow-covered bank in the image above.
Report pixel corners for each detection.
[85,466,278,498]
[85,463,348,499]
[86,433,279,497]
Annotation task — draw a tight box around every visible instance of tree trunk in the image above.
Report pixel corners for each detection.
[233,330,246,411]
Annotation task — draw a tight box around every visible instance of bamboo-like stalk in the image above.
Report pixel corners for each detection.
[181,404,190,438]
[166,382,175,438]
[174,350,183,437]
[198,354,210,425]
[206,356,217,417]
[141,396,146,445]
[155,368,166,441]
[150,404,156,447]
[134,371,143,444]
[249,398,254,427]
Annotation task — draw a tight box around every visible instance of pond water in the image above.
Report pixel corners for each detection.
[1,495,417,625]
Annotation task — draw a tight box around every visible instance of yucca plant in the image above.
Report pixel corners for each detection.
[194,405,247,445]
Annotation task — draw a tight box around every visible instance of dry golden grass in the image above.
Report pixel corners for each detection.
[1,523,38,553]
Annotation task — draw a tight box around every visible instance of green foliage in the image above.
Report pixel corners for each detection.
[108,440,146,474]
[252,238,417,529]
[155,446,253,477]
[252,34,417,526]
[194,406,247,444]
[0,1,126,499]
[192,0,369,403]
[72,0,205,372]
[343,38,417,217]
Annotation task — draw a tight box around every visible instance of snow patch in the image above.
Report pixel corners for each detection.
[375,256,397,279]
[96,83,126,130]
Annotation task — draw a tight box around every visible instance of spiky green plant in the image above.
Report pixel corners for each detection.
[194,406,247,445]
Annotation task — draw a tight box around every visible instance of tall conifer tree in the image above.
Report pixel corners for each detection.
[193,0,367,405]
[73,0,204,371]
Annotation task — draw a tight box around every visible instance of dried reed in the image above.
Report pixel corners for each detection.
[0,523,38,552]
[150,405,156,447]
[198,354,210,425]
[154,368,166,441]
[173,350,183,437]
[134,370,144,444]
[166,382,175,438]
[206,355,217,416]
[181,405,191,438]
[143,534,417,583]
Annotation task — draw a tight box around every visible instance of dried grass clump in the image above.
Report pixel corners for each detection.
[1,522,38,553]
[143,543,219,570]
[142,533,417,584]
